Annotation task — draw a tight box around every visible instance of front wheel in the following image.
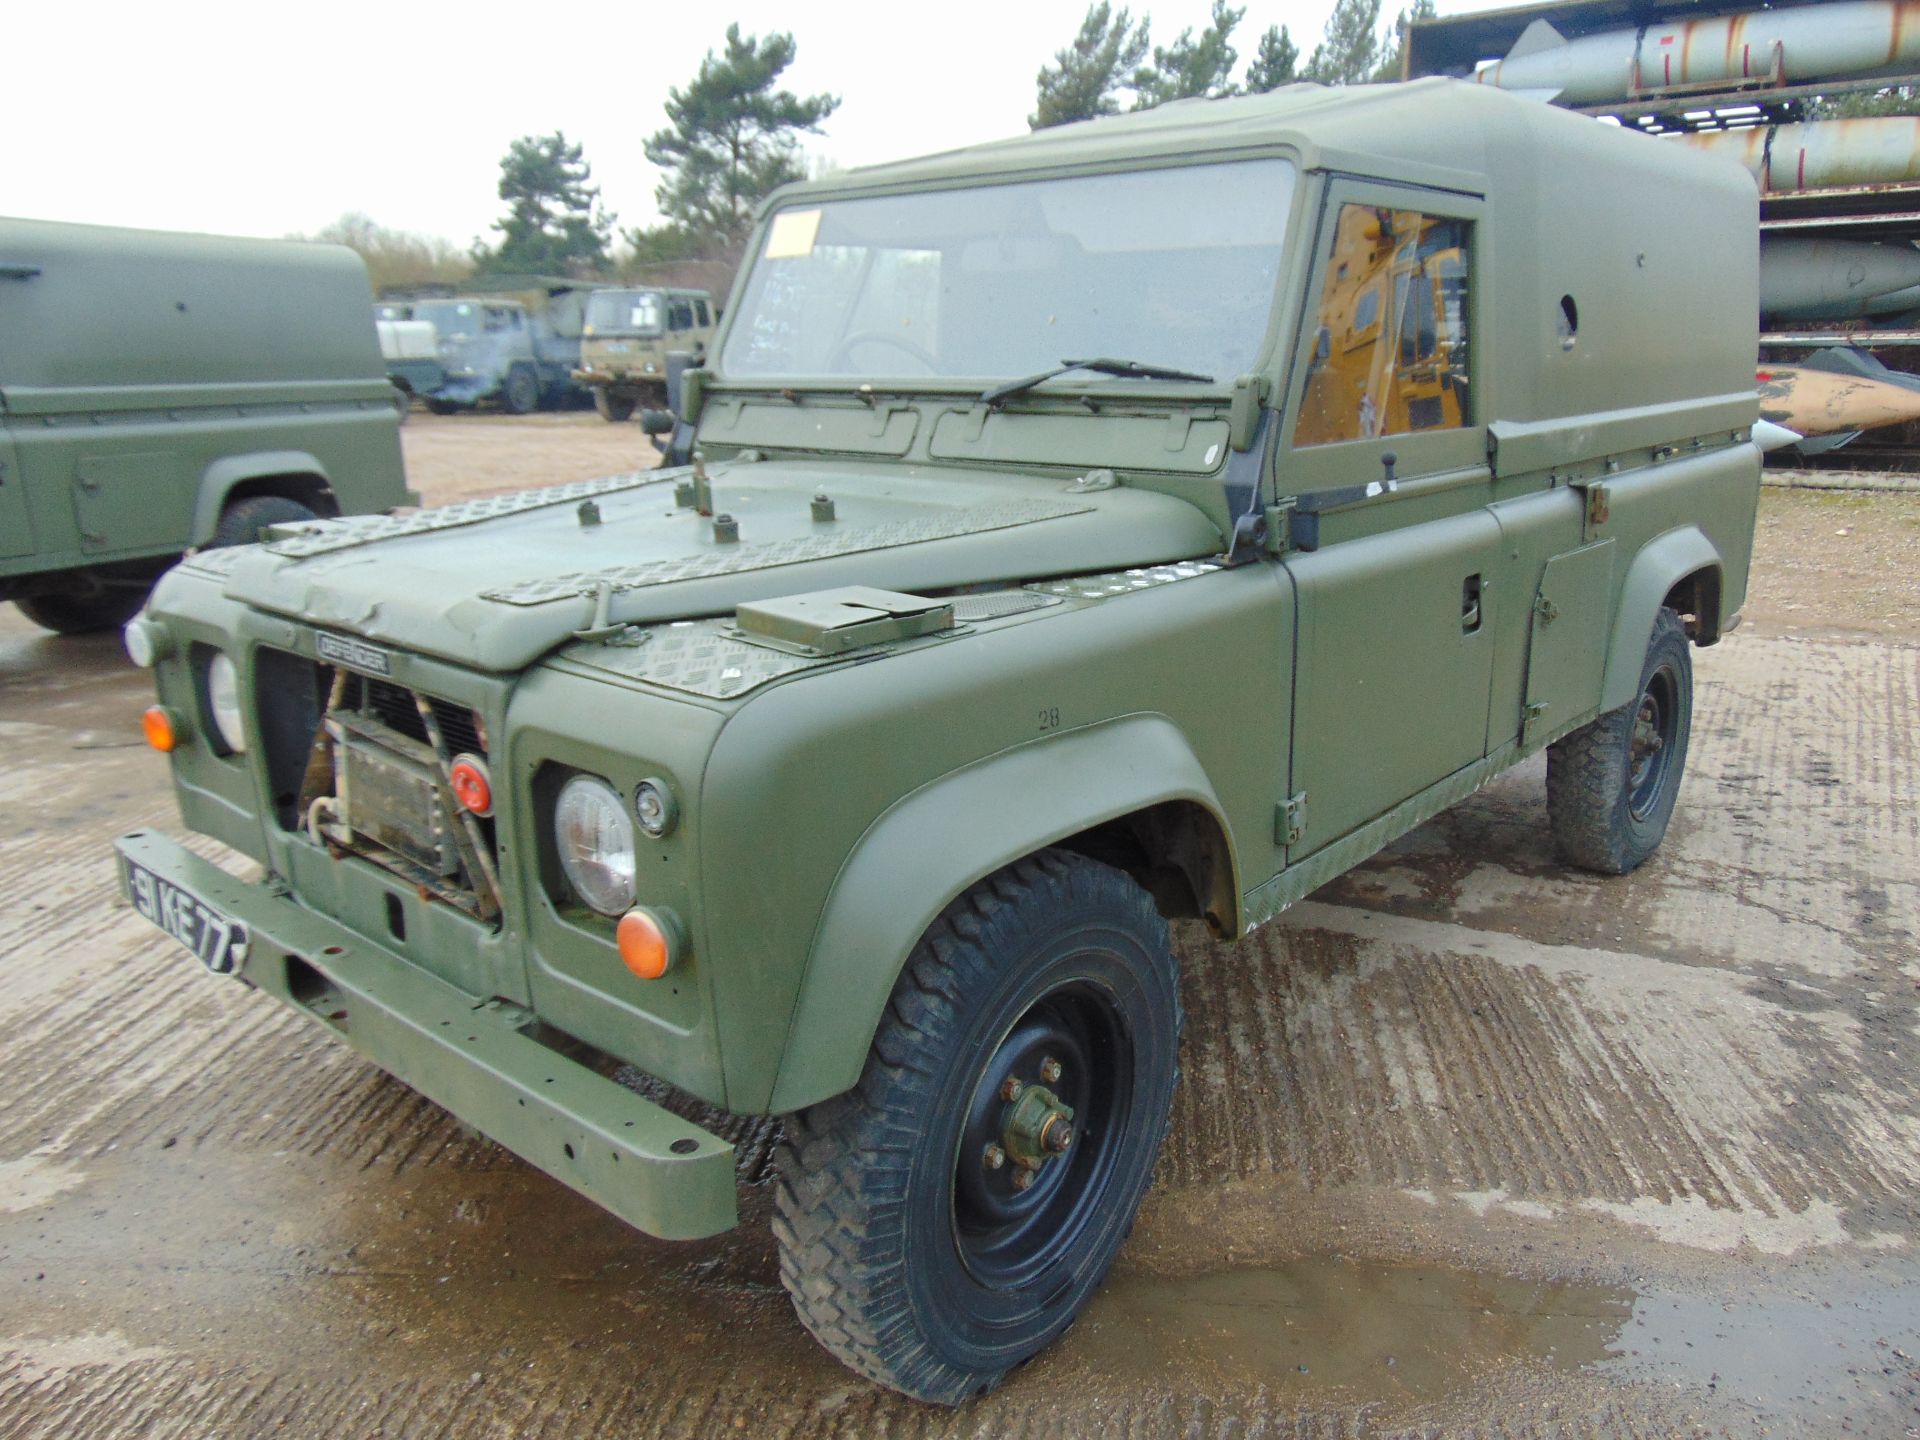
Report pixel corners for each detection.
[774,850,1181,1404]
[502,366,540,415]
[1546,606,1693,873]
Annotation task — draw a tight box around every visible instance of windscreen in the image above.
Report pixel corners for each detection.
[415,300,481,340]
[720,158,1296,384]
[586,289,663,336]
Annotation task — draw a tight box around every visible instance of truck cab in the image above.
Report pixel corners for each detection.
[410,288,587,415]
[573,286,717,421]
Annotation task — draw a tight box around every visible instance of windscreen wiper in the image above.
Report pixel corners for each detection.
[979,357,1215,408]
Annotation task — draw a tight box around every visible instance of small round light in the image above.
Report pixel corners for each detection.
[142,705,181,753]
[633,778,678,837]
[207,652,246,755]
[617,908,674,979]
[123,618,168,668]
[554,774,636,916]
[449,754,493,816]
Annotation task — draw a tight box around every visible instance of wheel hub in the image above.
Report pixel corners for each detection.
[999,1078,1076,1177]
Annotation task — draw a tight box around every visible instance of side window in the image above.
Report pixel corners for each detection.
[668,300,695,330]
[695,299,711,326]
[1295,204,1471,447]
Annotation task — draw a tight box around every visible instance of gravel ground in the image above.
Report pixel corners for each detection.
[1745,486,1920,639]
[1,418,1915,1437]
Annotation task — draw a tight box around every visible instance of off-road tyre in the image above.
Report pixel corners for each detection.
[592,389,637,423]
[503,366,541,415]
[16,586,149,635]
[210,496,317,549]
[1547,606,1693,874]
[424,397,461,416]
[773,849,1181,1405]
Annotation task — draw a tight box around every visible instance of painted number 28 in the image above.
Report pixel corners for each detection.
[1037,706,1061,732]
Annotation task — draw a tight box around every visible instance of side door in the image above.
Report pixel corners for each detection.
[0,424,31,560]
[1278,181,1498,857]
[0,261,39,558]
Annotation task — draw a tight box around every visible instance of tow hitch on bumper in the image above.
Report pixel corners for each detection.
[114,829,739,1241]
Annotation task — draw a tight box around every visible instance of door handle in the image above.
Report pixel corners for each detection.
[1461,574,1483,633]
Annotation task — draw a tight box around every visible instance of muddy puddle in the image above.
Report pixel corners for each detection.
[1073,1255,1631,1399]
[1060,1246,1920,1431]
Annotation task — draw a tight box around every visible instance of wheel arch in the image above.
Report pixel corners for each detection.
[1599,526,1723,713]
[765,713,1238,1114]
[190,453,337,543]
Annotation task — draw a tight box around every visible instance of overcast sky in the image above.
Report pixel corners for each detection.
[15,0,1511,248]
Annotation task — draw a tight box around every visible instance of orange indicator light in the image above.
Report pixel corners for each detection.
[449,755,493,816]
[142,706,179,753]
[617,908,673,980]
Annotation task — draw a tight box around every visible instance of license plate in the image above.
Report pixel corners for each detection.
[123,856,250,976]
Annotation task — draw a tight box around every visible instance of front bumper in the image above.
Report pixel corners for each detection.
[114,828,739,1241]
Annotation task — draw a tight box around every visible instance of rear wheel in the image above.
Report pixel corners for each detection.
[503,366,540,415]
[424,397,461,417]
[1547,606,1693,873]
[211,495,317,549]
[16,586,149,635]
[774,850,1181,1404]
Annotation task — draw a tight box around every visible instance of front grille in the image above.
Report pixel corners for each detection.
[254,647,500,924]
[363,679,486,757]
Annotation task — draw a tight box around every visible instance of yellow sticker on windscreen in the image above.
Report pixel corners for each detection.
[765,208,822,259]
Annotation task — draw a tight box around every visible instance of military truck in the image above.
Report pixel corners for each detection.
[572,286,717,422]
[116,81,1759,1402]
[0,218,411,633]
[410,286,587,415]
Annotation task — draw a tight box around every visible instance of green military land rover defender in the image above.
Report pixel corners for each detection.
[0,218,411,633]
[117,82,1760,1402]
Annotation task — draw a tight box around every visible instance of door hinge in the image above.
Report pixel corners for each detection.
[1277,792,1307,847]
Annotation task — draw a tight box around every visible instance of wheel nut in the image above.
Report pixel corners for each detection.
[1012,1168,1035,1191]
[983,1144,1006,1171]
[1039,1056,1062,1084]
[1000,1076,1021,1101]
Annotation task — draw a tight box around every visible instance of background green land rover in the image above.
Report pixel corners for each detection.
[117,81,1760,1403]
[0,218,411,633]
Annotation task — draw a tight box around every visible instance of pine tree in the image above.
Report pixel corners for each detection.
[644,25,839,251]
[1132,1,1245,108]
[1245,24,1300,92]
[476,133,612,276]
[1303,0,1385,86]
[1031,3,1151,129]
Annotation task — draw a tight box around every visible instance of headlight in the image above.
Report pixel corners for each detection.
[555,774,636,916]
[207,652,246,755]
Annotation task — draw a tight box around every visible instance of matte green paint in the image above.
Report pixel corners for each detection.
[0,216,409,600]
[113,829,738,1240]
[770,713,1237,1113]
[125,80,1761,1239]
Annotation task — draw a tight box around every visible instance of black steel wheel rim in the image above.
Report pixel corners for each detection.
[950,977,1133,1290]
[1628,664,1679,820]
